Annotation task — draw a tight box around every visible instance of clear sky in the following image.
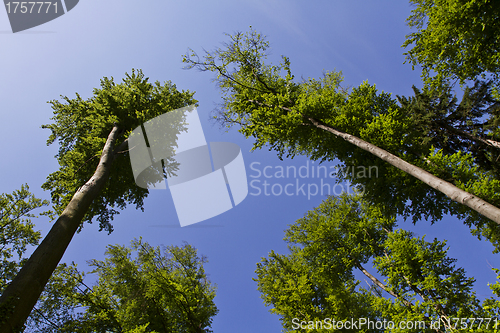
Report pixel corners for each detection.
[1,1,498,332]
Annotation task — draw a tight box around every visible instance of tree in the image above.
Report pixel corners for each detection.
[0,70,197,332]
[182,29,500,250]
[397,80,500,177]
[26,239,218,333]
[255,193,500,332]
[402,0,500,95]
[0,185,50,297]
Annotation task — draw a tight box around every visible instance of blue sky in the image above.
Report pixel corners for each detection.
[1,1,499,332]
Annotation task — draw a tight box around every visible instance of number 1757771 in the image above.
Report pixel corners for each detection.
[5,2,58,14]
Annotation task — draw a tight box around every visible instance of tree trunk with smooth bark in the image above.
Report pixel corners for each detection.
[0,125,124,333]
[307,117,500,225]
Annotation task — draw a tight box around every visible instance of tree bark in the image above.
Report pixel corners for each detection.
[307,117,500,225]
[0,125,123,333]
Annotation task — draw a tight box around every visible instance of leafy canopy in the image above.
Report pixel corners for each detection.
[255,194,500,332]
[27,239,218,333]
[397,81,500,176]
[0,185,50,294]
[41,69,196,233]
[184,29,500,251]
[403,0,500,94]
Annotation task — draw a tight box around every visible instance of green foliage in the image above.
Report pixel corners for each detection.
[185,31,402,161]
[255,194,500,332]
[41,69,196,233]
[255,194,393,332]
[422,148,500,247]
[0,185,50,294]
[27,239,218,333]
[0,185,50,325]
[397,80,500,175]
[184,29,500,251]
[481,269,500,331]
[403,0,500,93]
[394,80,500,249]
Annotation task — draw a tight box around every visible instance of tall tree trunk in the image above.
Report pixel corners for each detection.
[247,99,500,224]
[307,117,500,225]
[0,125,123,333]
